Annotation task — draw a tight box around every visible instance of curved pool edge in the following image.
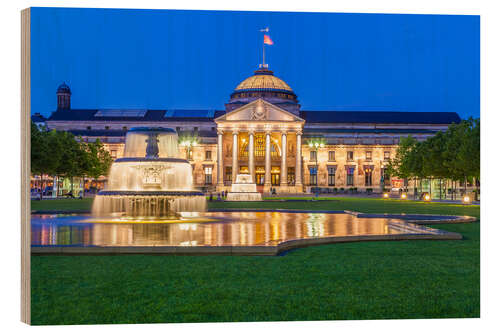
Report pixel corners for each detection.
[31,230,463,256]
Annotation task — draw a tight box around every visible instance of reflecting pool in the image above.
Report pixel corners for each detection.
[31,211,450,248]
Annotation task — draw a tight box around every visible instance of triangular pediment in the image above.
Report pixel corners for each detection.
[215,99,304,123]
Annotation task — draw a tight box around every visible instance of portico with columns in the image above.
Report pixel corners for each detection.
[215,98,305,193]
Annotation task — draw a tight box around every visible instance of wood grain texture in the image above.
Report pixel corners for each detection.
[21,7,31,325]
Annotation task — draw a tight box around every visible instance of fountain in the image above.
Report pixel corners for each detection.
[34,128,468,255]
[92,127,206,219]
[226,174,262,201]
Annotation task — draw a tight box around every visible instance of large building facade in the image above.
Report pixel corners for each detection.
[39,67,461,194]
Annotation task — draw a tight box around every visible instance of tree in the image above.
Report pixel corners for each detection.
[84,139,113,190]
[386,136,418,180]
[31,126,115,197]
[53,131,90,196]
[387,118,480,200]
[31,123,61,199]
[30,122,45,177]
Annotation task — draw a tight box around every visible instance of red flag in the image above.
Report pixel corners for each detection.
[263,34,273,45]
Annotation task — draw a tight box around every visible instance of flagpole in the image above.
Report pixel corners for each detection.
[260,27,269,68]
[263,38,265,68]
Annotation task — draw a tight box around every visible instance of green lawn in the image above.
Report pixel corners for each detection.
[31,197,94,213]
[30,197,480,325]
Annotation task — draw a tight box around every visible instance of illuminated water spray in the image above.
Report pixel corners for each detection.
[92,127,206,219]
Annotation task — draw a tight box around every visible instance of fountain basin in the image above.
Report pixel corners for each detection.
[92,193,206,219]
[92,126,206,218]
[31,211,468,255]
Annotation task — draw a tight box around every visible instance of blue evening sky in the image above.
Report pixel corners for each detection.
[30,8,479,118]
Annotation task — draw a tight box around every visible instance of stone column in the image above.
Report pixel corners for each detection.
[280,131,287,187]
[264,131,271,187]
[248,131,255,182]
[295,130,303,187]
[232,130,239,183]
[217,130,224,188]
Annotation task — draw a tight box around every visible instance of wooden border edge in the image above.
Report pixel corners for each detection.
[21,7,31,325]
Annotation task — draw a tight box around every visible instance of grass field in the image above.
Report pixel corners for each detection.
[30,197,480,325]
[31,197,94,212]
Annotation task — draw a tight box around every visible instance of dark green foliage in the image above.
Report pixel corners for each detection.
[31,198,479,324]
[30,122,112,196]
[386,118,480,190]
[85,139,113,180]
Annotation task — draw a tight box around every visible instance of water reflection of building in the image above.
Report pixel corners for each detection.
[34,65,462,195]
[31,213,408,247]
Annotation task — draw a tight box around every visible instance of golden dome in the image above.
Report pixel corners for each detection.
[235,69,293,92]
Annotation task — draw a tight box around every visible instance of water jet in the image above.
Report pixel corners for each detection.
[92,127,206,219]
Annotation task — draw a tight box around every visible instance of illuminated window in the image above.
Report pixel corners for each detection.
[254,134,266,158]
[310,150,317,161]
[364,168,372,186]
[347,151,354,161]
[255,166,265,185]
[366,151,372,161]
[328,167,336,186]
[110,150,117,158]
[225,167,232,182]
[384,151,390,161]
[204,166,213,184]
[287,167,295,185]
[309,167,317,186]
[328,151,335,161]
[347,167,354,186]
[205,150,212,160]
[253,134,279,158]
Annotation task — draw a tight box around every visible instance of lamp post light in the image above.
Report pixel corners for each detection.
[308,139,325,200]
[462,194,471,205]
[180,137,198,160]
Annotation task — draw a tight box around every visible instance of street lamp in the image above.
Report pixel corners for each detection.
[308,139,325,199]
[462,194,471,205]
[179,136,198,160]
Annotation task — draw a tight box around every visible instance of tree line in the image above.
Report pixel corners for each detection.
[31,122,113,199]
[386,118,480,199]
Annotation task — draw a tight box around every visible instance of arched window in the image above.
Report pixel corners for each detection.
[240,133,280,158]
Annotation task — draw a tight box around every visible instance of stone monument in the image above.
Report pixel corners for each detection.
[226,174,262,201]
